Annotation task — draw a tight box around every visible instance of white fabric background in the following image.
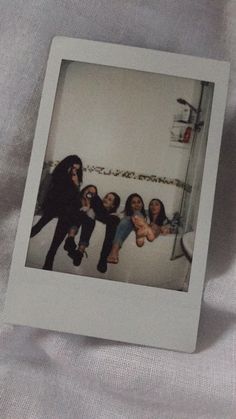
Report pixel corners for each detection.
[0,1,235,418]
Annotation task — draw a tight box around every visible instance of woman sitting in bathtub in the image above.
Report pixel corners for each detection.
[107,193,146,264]
[62,184,98,266]
[64,191,121,270]
[132,198,171,243]
[43,184,97,270]
[93,192,121,273]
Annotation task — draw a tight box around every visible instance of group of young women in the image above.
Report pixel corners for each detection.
[31,155,171,273]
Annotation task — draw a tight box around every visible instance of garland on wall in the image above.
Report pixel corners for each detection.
[43,161,192,192]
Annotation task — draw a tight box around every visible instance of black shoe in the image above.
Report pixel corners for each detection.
[30,224,41,238]
[67,249,76,260]
[42,257,53,271]
[64,237,76,253]
[97,258,107,273]
[73,249,86,266]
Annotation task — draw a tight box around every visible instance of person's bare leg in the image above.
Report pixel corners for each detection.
[132,215,156,243]
[147,224,160,242]
[78,244,86,253]
[107,243,120,263]
[132,215,148,239]
[132,215,146,229]
[68,227,77,237]
[135,233,145,247]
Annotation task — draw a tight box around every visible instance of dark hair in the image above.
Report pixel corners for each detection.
[106,192,121,213]
[80,184,98,198]
[124,193,146,217]
[52,155,83,184]
[148,198,167,226]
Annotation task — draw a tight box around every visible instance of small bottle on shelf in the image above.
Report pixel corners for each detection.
[181,106,191,122]
[183,127,192,143]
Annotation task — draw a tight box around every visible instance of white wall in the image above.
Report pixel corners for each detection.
[45,61,202,214]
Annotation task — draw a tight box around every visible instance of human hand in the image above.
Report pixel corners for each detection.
[160,226,171,235]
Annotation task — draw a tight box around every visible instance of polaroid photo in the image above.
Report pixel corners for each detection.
[3,37,229,352]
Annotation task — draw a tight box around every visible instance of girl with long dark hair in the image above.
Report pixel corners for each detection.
[132,198,170,242]
[64,190,121,270]
[31,155,83,237]
[107,193,146,264]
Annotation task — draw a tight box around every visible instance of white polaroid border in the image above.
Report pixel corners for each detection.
[3,37,230,352]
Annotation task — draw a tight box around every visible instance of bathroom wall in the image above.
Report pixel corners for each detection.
[44,61,202,215]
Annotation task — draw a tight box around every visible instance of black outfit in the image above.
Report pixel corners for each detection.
[30,155,82,271]
[69,195,120,273]
[64,195,119,272]
[92,196,120,272]
[97,215,120,272]
[43,215,73,270]
[43,210,94,270]
[31,155,82,237]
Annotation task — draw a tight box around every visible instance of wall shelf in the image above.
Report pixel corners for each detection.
[175,120,193,124]
[169,141,190,149]
[170,121,194,145]
[170,108,196,145]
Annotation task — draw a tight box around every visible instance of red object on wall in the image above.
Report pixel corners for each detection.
[183,127,192,143]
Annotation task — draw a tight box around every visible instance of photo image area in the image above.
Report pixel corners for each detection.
[26,60,214,291]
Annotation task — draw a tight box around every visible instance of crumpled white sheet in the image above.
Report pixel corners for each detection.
[1,1,236,418]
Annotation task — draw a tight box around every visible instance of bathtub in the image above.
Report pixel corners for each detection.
[26,216,190,291]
